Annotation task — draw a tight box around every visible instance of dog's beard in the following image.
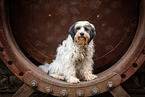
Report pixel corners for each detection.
[77,37,86,45]
[74,36,89,45]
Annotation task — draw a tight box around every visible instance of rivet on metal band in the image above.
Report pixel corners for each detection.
[92,87,99,95]
[76,90,83,97]
[107,81,113,88]
[45,86,53,94]
[60,90,67,97]
[31,80,37,88]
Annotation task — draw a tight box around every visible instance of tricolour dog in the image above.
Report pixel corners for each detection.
[39,21,97,83]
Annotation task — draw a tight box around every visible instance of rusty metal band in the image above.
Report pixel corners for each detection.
[0,0,144,97]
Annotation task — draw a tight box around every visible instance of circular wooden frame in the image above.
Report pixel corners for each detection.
[0,0,144,97]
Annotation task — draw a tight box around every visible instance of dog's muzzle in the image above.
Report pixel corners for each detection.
[80,32,84,37]
[74,32,90,45]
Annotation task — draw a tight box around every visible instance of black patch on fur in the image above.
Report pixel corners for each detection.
[47,70,49,74]
[89,27,96,43]
[69,24,75,40]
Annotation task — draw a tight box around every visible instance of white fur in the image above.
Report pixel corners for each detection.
[39,21,97,83]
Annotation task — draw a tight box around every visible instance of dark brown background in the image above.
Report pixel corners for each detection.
[9,0,139,73]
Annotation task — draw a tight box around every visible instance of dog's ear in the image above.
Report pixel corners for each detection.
[69,24,76,40]
[89,24,96,43]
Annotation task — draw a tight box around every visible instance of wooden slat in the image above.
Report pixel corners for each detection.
[109,85,130,97]
[12,84,35,97]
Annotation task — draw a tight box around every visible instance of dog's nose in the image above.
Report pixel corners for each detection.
[80,32,84,36]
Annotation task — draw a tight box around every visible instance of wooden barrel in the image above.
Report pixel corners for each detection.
[0,0,144,96]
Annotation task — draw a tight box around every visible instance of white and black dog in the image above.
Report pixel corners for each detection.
[39,21,97,83]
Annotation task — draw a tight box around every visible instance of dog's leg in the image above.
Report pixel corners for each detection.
[81,59,97,81]
[66,76,80,84]
[49,74,65,80]
[38,64,49,73]
[83,71,97,81]
[64,64,80,84]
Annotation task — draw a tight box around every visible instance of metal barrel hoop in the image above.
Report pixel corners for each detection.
[0,0,144,97]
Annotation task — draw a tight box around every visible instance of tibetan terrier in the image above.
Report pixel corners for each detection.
[39,21,97,83]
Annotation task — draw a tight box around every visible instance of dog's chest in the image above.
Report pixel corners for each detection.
[74,46,87,62]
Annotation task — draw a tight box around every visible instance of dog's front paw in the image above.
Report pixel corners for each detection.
[67,76,80,84]
[85,74,97,81]
[49,74,65,80]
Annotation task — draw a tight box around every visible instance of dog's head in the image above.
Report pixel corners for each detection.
[69,21,96,45]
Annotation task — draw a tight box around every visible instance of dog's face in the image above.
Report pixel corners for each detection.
[69,21,96,45]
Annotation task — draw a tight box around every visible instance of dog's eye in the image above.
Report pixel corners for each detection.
[84,27,89,31]
[76,27,81,30]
